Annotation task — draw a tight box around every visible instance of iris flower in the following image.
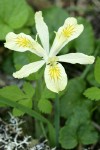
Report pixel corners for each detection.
[4,11,95,93]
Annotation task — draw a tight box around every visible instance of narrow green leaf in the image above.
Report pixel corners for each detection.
[84,87,100,101]
[0,96,51,125]
[13,98,32,116]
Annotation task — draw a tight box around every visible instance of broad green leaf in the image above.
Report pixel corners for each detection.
[38,99,52,114]
[2,53,15,74]
[78,123,98,145]
[60,78,86,117]
[23,82,35,98]
[28,52,41,62]
[15,27,31,35]
[0,85,26,101]
[13,51,29,70]
[0,0,29,29]
[60,98,94,148]
[59,125,77,149]
[25,6,35,27]
[74,17,94,54]
[0,22,13,40]
[84,87,100,101]
[43,7,69,32]
[13,108,24,116]
[66,99,91,129]
[0,102,6,107]
[94,57,100,84]
[0,0,34,40]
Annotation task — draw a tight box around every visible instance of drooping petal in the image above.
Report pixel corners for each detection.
[4,32,47,58]
[13,60,45,79]
[49,17,84,57]
[35,11,49,54]
[44,63,67,93]
[58,53,95,64]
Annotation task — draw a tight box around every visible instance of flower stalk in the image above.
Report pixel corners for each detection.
[54,94,60,147]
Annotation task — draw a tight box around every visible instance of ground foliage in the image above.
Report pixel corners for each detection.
[0,0,100,150]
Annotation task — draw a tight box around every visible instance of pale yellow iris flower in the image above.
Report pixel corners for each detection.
[4,11,95,93]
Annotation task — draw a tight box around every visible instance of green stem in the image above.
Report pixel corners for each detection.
[34,79,44,137]
[54,93,60,147]
[80,64,91,79]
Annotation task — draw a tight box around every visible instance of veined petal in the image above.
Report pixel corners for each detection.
[13,60,45,79]
[44,63,67,93]
[35,11,49,54]
[49,17,84,57]
[4,32,47,58]
[58,53,95,64]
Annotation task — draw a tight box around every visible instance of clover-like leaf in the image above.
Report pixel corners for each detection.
[0,85,26,101]
[84,87,100,101]
[38,99,52,114]
[59,125,77,149]
[23,82,35,98]
[78,123,98,145]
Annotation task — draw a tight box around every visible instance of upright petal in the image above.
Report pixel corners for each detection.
[4,32,47,58]
[13,60,45,79]
[58,53,95,64]
[44,63,67,93]
[49,17,84,57]
[35,11,49,54]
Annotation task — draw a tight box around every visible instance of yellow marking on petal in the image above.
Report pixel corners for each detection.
[49,64,61,80]
[15,36,33,48]
[62,25,75,38]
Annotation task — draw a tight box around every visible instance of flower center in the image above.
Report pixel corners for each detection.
[47,56,58,66]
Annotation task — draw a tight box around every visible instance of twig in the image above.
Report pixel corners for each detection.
[92,121,100,132]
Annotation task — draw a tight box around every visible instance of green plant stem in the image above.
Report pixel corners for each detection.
[54,93,60,147]
[80,64,91,79]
